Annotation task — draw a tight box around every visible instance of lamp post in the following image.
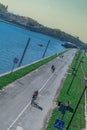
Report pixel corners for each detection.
[66,76,87,130]
[18,38,31,67]
[42,40,50,58]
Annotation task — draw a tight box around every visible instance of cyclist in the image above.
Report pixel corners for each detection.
[51,65,55,72]
[33,90,38,99]
[31,90,39,105]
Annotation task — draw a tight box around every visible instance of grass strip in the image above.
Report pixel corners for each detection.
[46,50,86,130]
[0,50,67,89]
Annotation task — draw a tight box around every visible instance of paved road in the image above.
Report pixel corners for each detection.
[0,49,76,130]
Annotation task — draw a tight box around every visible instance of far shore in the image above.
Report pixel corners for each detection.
[0,18,32,31]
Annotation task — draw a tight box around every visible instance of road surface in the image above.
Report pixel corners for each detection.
[0,49,76,130]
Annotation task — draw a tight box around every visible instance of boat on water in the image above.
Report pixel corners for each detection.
[38,44,43,47]
[62,42,77,48]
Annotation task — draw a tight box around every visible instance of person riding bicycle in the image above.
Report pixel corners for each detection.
[31,90,39,105]
[32,90,38,99]
[51,65,55,72]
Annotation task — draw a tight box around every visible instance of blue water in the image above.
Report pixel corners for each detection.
[0,21,66,74]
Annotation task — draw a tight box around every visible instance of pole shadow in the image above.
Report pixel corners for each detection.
[66,56,83,94]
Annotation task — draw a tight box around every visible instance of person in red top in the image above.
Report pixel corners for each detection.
[33,90,38,98]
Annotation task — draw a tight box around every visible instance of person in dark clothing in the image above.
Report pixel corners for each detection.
[51,65,55,72]
[31,90,39,105]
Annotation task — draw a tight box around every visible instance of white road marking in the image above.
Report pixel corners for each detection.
[39,73,53,92]
[7,101,31,130]
[7,73,54,130]
[16,126,23,130]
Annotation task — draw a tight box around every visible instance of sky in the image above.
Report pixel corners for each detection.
[0,0,87,43]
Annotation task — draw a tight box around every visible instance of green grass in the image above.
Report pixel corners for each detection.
[0,50,67,89]
[46,50,87,130]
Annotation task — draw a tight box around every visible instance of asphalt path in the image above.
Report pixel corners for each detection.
[0,49,76,130]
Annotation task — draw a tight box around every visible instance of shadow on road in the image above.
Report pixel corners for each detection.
[31,102,43,111]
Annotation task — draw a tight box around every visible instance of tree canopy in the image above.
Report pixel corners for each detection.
[0,3,8,13]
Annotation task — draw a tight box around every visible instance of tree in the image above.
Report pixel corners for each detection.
[0,3,8,13]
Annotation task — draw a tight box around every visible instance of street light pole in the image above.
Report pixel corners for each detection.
[66,87,87,130]
[18,38,31,67]
[66,77,87,130]
[42,40,50,58]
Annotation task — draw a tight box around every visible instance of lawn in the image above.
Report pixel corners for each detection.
[0,50,67,89]
[46,50,87,130]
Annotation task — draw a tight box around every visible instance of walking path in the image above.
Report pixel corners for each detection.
[0,49,76,130]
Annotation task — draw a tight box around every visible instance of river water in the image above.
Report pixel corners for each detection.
[0,21,66,74]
